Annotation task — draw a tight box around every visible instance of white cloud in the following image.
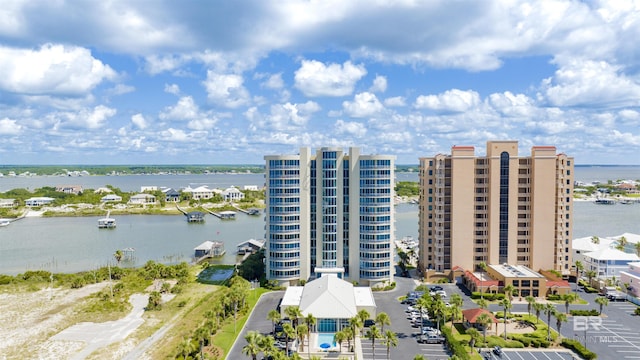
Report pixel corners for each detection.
[131,113,147,129]
[159,96,200,121]
[384,96,406,107]
[262,73,285,89]
[247,101,320,131]
[160,128,189,142]
[203,71,250,108]
[51,105,117,130]
[488,92,536,118]
[369,75,387,93]
[104,84,135,97]
[414,89,481,113]
[164,83,181,95]
[335,120,366,138]
[0,44,116,96]
[0,118,22,135]
[294,60,367,97]
[342,92,384,118]
[541,58,640,107]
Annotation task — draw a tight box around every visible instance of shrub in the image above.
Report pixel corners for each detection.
[547,294,562,301]
[561,338,597,360]
[584,286,598,293]
[570,309,600,316]
[441,326,470,360]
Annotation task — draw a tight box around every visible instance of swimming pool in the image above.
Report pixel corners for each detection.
[316,332,336,348]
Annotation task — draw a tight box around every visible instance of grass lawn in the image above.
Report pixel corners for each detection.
[212,288,270,358]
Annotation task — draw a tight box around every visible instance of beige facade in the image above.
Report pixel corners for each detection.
[418,141,574,276]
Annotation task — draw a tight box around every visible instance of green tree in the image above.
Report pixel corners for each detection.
[466,327,481,353]
[376,312,391,332]
[285,306,303,329]
[365,325,382,360]
[297,324,308,352]
[544,303,556,341]
[476,312,492,346]
[500,298,512,339]
[477,297,488,310]
[449,293,463,330]
[591,236,600,244]
[562,293,577,314]
[382,329,398,360]
[478,261,488,299]
[282,323,296,355]
[304,312,316,359]
[585,270,597,287]
[349,316,363,340]
[177,336,196,360]
[413,355,426,360]
[147,291,162,310]
[595,295,610,315]
[114,249,123,264]
[635,242,640,257]
[258,335,276,358]
[525,295,535,316]
[555,311,568,340]
[267,309,281,336]
[533,302,544,324]
[504,284,516,302]
[194,326,209,358]
[334,330,347,352]
[343,326,354,352]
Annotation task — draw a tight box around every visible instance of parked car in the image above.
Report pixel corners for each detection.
[493,346,503,356]
[364,319,375,327]
[435,290,447,298]
[430,285,444,292]
[417,334,445,344]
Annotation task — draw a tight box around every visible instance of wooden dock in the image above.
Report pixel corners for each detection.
[231,204,261,216]
[201,207,236,220]
[176,205,205,222]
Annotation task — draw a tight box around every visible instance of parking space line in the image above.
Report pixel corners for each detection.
[537,350,553,360]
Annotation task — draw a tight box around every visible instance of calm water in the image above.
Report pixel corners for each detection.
[0,167,638,275]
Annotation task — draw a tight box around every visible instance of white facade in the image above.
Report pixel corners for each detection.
[182,186,214,200]
[25,197,55,207]
[101,194,123,202]
[582,247,640,279]
[221,186,245,201]
[265,147,395,287]
[620,262,640,298]
[0,199,16,208]
[128,194,156,204]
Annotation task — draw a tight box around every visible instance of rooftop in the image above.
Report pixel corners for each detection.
[489,264,544,278]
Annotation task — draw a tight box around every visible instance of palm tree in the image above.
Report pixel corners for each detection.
[357,309,371,326]
[544,303,556,341]
[477,297,488,310]
[177,336,196,360]
[382,330,398,360]
[525,295,535,316]
[285,306,303,329]
[297,324,308,352]
[575,260,584,284]
[635,242,640,257]
[267,309,281,336]
[500,298,512,339]
[616,236,628,251]
[365,325,382,360]
[413,355,426,360]
[591,235,600,244]
[349,316,363,341]
[333,330,346,352]
[562,293,577,314]
[343,326,354,352]
[466,327,481,353]
[259,335,276,359]
[304,313,316,358]
[555,311,568,340]
[194,326,209,359]
[476,312,492,347]
[375,312,391,332]
[449,293,463,330]
[595,296,609,315]
[242,331,262,360]
[282,323,296,355]
[585,270,597,287]
[478,261,487,299]
[533,302,544,324]
[504,284,515,302]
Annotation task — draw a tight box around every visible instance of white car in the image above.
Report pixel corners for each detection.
[435,290,447,298]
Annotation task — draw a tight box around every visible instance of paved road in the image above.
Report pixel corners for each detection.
[226,291,284,360]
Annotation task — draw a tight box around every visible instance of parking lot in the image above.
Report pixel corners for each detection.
[479,349,576,360]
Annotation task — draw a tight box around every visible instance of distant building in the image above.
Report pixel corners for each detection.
[55,185,83,195]
[243,185,259,191]
[418,141,574,277]
[221,186,244,202]
[182,186,214,200]
[0,198,17,208]
[128,194,156,205]
[162,188,181,202]
[620,262,640,298]
[582,247,640,280]
[25,197,55,207]
[141,186,158,192]
[101,194,123,203]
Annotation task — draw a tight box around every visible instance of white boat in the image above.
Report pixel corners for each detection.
[98,211,116,228]
[0,219,10,227]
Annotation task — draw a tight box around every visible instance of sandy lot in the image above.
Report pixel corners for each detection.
[0,283,171,360]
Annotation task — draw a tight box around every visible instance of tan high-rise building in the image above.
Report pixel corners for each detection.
[418,141,574,276]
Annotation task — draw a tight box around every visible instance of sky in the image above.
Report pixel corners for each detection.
[0,1,639,165]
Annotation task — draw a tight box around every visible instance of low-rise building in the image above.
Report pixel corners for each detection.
[128,194,156,205]
[221,186,244,202]
[55,185,83,195]
[582,247,640,280]
[25,197,55,207]
[620,262,640,298]
[462,264,571,298]
[0,198,17,208]
[101,194,123,202]
[182,186,214,200]
[280,274,376,332]
[162,188,181,202]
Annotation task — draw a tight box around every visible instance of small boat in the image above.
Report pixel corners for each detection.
[98,211,116,228]
[594,199,615,205]
[0,219,10,227]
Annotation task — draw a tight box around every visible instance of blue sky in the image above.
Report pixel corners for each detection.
[0,1,639,165]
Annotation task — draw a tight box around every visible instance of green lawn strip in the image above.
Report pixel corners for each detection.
[212,288,270,358]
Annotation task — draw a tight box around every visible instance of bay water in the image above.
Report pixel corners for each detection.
[0,166,638,275]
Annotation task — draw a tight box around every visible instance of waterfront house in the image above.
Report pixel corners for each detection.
[101,194,123,203]
[194,241,225,258]
[237,239,266,254]
[0,198,17,208]
[582,247,640,280]
[620,262,640,298]
[141,186,158,192]
[182,186,214,200]
[221,186,244,202]
[162,188,181,202]
[128,194,156,205]
[25,197,55,207]
[94,187,113,194]
[55,185,83,195]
